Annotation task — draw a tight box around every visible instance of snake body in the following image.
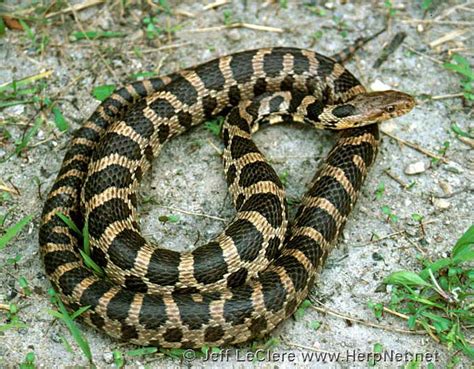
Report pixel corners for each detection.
[39,47,414,347]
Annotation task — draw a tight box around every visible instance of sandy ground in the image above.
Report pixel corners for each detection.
[0,0,473,368]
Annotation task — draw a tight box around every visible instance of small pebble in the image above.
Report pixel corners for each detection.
[432,198,451,210]
[103,352,114,364]
[226,29,241,42]
[438,180,453,195]
[404,161,428,175]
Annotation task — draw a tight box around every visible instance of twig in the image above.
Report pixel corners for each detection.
[431,93,465,100]
[0,181,21,195]
[207,139,223,156]
[428,269,455,303]
[402,19,474,26]
[457,136,474,148]
[174,9,196,18]
[448,47,474,55]
[203,0,230,10]
[46,0,104,18]
[156,205,227,222]
[402,45,443,65]
[382,307,440,343]
[429,29,468,48]
[383,169,409,189]
[403,234,427,255]
[435,1,474,20]
[311,302,427,335]
[184,22,284,33]
[381,129,449,163]
[0,303,11,311]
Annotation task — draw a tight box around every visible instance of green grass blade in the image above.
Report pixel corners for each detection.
[56,299,92,362]
[383,271,432,288]
[52,106,68,132]
[126,347,158,357]
[79,249,104,276]
[82,220,90,255]
[452,225,474,262]
[92,85,116,101]
[56,212,81,235]
[0,215,33,250]
[70,305,91,320]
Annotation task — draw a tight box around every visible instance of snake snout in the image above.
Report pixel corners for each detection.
[349,90,416,123]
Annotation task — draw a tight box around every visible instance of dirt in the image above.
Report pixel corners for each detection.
[0,1,473,368]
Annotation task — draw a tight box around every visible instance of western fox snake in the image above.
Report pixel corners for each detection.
[39,45,414,348]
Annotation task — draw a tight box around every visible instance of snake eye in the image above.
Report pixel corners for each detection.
[385,105,396,113]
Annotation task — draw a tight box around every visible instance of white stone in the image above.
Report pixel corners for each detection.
[404,161,428,175]
[432,198,451,210]
[370,79,392,92]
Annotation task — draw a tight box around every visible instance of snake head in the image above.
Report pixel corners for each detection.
[328,90,416,128]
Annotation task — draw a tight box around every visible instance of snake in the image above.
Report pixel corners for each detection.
[39,43,415,348]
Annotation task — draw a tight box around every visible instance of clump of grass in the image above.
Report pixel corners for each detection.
[0,303,28,332]
[19,352,35,369]
[293,299,312,320]
[142,14,181,40]
[381,205,399,223]
[18,19,49,54]
[205,116,224,137]
[380,225,474,360]
[374,182,385,200]
[443,54,474,100]
[279,170,289,187]
[0,72,69,161]
[383,0,397,17]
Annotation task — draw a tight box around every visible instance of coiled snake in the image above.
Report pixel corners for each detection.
[39,43,415,348]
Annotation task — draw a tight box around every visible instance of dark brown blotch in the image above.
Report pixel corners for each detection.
[106,289,135,322]
[163,327,183,342]
[227,267,248,288]
[225,219,263,262]
[146,248,180,286]
[192,242,228,284]
[205,325,225,342]
[240,193,284,229]
[249,316,267,337]
[164,78,198,106]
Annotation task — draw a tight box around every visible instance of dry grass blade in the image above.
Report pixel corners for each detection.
[46,0,104,18]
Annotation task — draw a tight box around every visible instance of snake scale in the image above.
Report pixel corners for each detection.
[39,43,415,348]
